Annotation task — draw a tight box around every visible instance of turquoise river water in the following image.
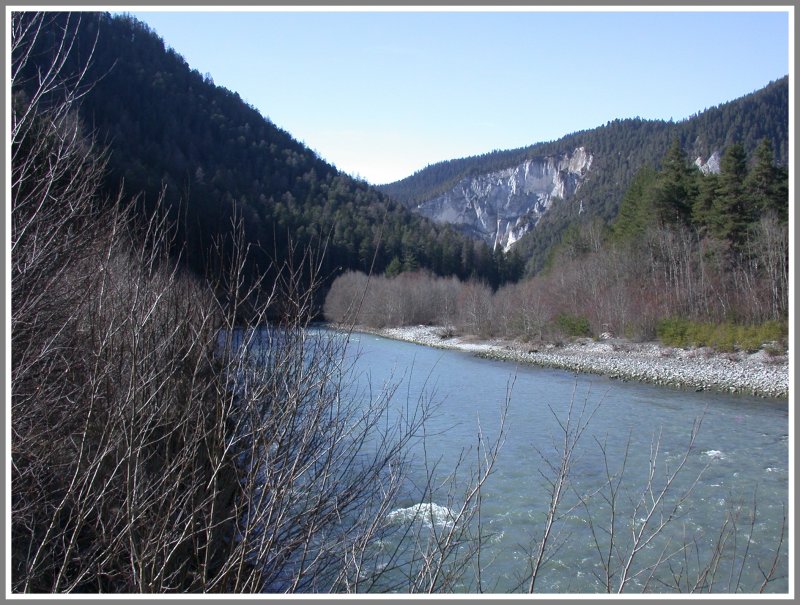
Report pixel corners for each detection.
[333,329,790,594]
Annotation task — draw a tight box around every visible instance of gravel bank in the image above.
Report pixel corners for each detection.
[359,325,788,399]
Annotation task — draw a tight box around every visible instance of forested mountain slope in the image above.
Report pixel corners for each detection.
[380,77,788,274]
[16,12,788,284]
[15,12,513,295]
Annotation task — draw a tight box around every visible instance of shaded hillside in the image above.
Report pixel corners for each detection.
[15,12,513,298]
[380,77,788,274]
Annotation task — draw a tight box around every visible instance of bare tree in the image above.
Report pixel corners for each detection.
[744,214,788,322]
[517,384,601,592]
[515,395,787,594]
[11,11,513,593]
[456,280,494,339]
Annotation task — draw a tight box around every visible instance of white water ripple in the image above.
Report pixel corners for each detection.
[386,502,456,529]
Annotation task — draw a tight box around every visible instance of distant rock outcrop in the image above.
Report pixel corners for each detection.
[694,150,722,175]
[414,147,592,251]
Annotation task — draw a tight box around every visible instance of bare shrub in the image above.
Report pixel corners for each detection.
[324,270,462,329]
[515,395,787,594]
[456,280,494,338]
[11,12,510,593]
[322,270,370,325]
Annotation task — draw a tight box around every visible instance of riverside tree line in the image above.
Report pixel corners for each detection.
[325,138,788,352]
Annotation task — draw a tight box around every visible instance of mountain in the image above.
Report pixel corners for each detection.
[13,11,512,296]
[414,147,593,251]
[16,12,788,286]
[380,77,789,273]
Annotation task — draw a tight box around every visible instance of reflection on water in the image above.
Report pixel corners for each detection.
[337,329,789,594]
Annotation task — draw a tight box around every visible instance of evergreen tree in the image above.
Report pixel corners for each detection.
[402,251,419,273]
[611,165,658,241]
[652,139,696,226]
[712,143,751,247]
[692,171,720,233]
[385,256,402,277]
[745,138,786,221]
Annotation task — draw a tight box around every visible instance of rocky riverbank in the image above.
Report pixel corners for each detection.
[358,325,789,399]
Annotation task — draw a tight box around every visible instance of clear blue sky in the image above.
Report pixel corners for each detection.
[126,8,790,185]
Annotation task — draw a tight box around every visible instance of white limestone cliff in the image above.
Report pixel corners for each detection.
[415,147,592,251]
[694,150,721,175]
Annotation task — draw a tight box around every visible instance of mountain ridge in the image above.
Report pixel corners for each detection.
[381,76,788,201]
[15,12,514,292]
[379,76,788,271]
[16,12,788,283]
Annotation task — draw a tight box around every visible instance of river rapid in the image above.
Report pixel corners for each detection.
[333,328,789,594]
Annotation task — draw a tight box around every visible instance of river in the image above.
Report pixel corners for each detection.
[334,329,789,594]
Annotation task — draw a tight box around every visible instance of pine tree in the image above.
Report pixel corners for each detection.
[711,143,751,247]
[692,172,720,233]
[402,251,419,273]
[745,138,786,221]
[652,139,696,226]
[385,256,402,277]
[611,165,658,240]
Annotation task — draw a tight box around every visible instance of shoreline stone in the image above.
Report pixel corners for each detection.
[348,325,788,400]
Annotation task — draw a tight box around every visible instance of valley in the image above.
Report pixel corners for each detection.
[10,10,790,596]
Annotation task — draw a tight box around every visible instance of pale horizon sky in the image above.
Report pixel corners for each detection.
[127,8,791,185]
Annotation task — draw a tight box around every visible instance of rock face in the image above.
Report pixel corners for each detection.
[694,150,721,175]
[415,147,592,251]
